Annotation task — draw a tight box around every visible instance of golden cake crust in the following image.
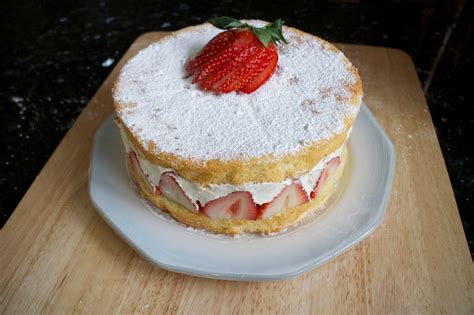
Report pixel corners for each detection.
[129,147,348,235]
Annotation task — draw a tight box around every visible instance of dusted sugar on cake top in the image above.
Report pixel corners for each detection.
[113,20,361,163]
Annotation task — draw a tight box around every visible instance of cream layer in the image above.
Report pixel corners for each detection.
[119,125,347,206]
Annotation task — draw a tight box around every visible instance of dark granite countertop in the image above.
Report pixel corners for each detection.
[1,0,472,255]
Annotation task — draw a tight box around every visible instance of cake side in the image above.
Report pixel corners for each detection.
[128,146,349,235]
[121,124,347,206]
[117,117,350,185]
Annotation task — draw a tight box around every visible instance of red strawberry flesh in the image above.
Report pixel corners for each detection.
[200,45,258,90]
[219,47,271,93]
[192,31,252,84]
[186,28,280,94]
[185,30,237,75]
[203,191,257,220]
[159,172,199,212]
[310,157,341,199]
[129,151,157,194]
[258,182,308,219]
[239,45,278,94]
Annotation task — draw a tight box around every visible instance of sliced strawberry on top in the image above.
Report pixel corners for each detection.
[128,151,157,194]
[186,17,288,94]
[310,157,341,199]
[258,182,308,219]
[158,172,199,212]
[199,31,260,90]
[185,29,237,75]
[191,38,244,84]
[239,46,278,94]
[218,46,271,93]
[203,191,257,220]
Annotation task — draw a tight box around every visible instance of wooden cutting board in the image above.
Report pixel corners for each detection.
[1,32,473,314]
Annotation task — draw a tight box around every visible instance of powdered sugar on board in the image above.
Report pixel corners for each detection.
[114,20,361,161]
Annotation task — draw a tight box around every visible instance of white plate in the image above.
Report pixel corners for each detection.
[89,104,395,281]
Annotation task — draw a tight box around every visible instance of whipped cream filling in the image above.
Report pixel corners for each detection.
[120,125,347,205]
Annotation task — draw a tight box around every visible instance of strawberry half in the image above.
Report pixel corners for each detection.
[159,172,199,212]
[186,17,287,94]
[310,157,341,199]
[203,191,258,220]
[128,151,157,194]
[258,183,308,219]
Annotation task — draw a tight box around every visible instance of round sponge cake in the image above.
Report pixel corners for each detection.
[114,21,362,184]
[113,20,362,234]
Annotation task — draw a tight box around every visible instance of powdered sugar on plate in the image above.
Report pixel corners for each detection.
[114,20,360,161]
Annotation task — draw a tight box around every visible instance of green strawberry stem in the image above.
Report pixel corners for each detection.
[207,16,288,48]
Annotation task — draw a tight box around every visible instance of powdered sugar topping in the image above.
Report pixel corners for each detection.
[114,21,361,161]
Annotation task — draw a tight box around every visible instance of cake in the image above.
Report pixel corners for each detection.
[113,19,362,235]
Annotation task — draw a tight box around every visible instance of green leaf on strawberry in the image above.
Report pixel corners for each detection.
[207,16,244,29]
[207,17,288,48]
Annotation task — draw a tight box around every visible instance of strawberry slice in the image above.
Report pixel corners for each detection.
[203,191,257,220]
[191,43,240,84]
[128,151,157,194]
[158,172,199,212]
[310,157,341,199]
[185,30,237,75]
[239,47,278,94]
[218,46,269,93]
[258,183,308,219]
[186,17,287,94]
[201,34,261,90]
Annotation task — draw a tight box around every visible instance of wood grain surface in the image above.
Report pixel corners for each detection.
[1,32,473,314]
